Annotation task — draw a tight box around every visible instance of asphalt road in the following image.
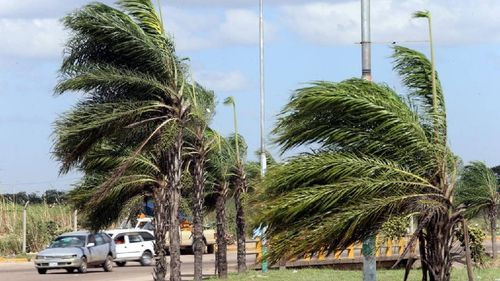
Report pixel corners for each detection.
[0,253,256,281]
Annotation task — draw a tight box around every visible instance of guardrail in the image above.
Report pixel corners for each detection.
[248,236,417,269]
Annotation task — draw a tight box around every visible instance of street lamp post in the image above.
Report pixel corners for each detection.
[361,1,376,281]
[259,0,268,273]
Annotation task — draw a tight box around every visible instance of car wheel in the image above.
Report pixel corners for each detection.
[140,251,153,266]
[207,244,215,254]
[77,256,88,273]
[115,261,127,267]
[103,255,113,272]
[191,239,207,255]
[37,268,47,274]
[66,268,75,273]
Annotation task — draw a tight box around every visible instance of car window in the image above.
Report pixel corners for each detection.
[115,235,125,245]
[128,234,143,243]
[88,234,96,245]
[49,236,86,248]
[139,232,155,241]
[100,233,111,243]
[95,234,105,245]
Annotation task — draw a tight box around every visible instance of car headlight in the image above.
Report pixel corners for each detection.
[60,255,78,259]
[35,255,43,259]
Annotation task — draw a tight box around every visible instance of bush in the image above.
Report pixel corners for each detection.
[380,215,410,240]
[457,225,486,266]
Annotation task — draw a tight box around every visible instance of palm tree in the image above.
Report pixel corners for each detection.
[185,84,216,281]
[456,162,499,259]
[255,46,468,281]
[224,96,248,272]
[54,1,194,280]
[206,136,234,278]
[67,141,168,278]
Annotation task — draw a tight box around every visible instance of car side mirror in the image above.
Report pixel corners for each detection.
[87,243,95,247]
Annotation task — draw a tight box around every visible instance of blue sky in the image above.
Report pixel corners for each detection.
[1,0,499,193]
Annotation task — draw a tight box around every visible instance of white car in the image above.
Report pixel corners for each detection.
[106,229,155,267]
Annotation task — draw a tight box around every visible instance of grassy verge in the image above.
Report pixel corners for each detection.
[209,268,500,281]
[0,200,74,255]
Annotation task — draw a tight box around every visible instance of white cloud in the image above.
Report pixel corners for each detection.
[218,9,267,45]
[0,4,272,58]
[281,0,500,45]
[166,7,275,51]
[196,70,250,93]
[0,18,66,58]
[0,0,114,18]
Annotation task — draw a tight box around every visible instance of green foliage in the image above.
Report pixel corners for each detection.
[256,46,454,263]
[0,202,73,255]
[457,226,486,266]
[456,161,499,219]
[380,215,410,240]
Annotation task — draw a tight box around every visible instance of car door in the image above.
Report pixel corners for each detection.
[114,233,128,259]
[139,231,156,254]
[126,233,145,259]
[94,234,108,262]
[86,234,98,264]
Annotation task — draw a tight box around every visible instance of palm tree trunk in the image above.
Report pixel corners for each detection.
[462,220,475,281]
[192,150,205,281]
[168,133,183,281]
[418,232,428,281]
[491,205,497,259]
[153,183,169,281]
[215,182,228,278]
[422,209,456,281]
[234,166,247,273]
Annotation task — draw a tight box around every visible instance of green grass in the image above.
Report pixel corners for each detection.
[210,268,500,281]
[0,200,74,255]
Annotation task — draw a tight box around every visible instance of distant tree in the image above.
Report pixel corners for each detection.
[205,136,234,278]
[456,162,499,259]
[43,189,67,204]
[224,96,249,273]
[491,165,500,183]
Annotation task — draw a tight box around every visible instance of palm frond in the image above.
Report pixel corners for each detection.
[117,0,165,37]
[61,2,175,82]
[273,79,434,173]
[392,46,446,142]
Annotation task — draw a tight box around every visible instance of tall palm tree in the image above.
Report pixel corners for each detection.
[456,162,499,259]
[206,136,234,278]
[185,84,216,281]
[256,46,468,281]
[54,1,193,280]
[224,97,248,272]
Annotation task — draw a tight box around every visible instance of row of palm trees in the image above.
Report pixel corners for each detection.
[52,2,498,281]
[53,1,250,280]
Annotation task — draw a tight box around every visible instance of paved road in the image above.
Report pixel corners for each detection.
[0,253,256,281]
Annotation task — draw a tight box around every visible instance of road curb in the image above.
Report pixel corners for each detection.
[0,257,31,263]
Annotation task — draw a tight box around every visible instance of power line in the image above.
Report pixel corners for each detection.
[355,40,429,45]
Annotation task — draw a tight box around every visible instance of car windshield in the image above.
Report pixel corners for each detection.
[49,236,86,248]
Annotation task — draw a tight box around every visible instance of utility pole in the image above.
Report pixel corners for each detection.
[259,0,268,273]
[22,201,29,254]
[73,210,78,232]
[259,0,267,177]
[361,1,376,281]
